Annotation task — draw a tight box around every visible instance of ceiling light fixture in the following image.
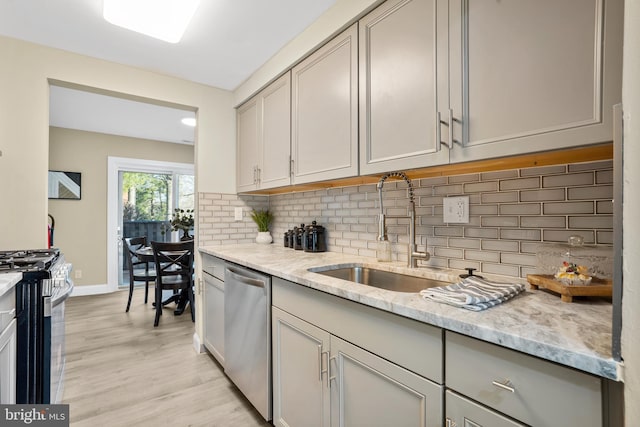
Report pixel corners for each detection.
[181,117,197,127]
[103,0,200,43]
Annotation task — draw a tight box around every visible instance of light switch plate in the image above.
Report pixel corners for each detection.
[234,207,243,221]
[443,196,469,223]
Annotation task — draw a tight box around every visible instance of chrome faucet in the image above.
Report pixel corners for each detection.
[377,171,430,268]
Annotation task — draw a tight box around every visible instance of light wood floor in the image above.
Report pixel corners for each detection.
[63,290,271,427]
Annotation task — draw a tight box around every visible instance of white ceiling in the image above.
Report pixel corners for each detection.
[1,0,337,143]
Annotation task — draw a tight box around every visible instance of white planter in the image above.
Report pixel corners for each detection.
[256,231,273,244]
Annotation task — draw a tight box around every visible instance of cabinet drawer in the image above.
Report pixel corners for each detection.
[273,277,443,383]
[202,254,225,281]
[445,332,602,427]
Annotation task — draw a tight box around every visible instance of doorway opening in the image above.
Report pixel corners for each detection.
[108,157,194,292]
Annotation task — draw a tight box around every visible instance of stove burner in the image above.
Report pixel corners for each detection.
[0,248,61,273]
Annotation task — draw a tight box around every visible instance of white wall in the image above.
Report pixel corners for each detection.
[622,1,640,422]
[0,35,235,250]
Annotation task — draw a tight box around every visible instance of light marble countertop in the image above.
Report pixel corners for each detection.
[200,244,621,381]
[0,272,21,298]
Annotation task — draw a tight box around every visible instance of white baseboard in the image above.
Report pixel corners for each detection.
[70,284,115,297]
[193,332,206,353]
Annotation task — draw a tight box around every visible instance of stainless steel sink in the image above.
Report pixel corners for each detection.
[310,265,450,293]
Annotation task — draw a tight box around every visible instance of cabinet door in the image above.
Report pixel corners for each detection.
[445,391,525,427]
[360,0,450,174]
[292,24,359,184]
[448,0,623,163]
[0,319,16,404]
[260,72,292,189]
[272,307,331,427]
[330,335,442,427]
[203,273,224,366]
[236,97,260,192]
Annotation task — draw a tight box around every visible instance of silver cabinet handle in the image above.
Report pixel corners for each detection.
[436,111,450,150]
[492,379,516,393]
[290,158,295,177]
[446,418,457,427]
[448,108,461,147]
[328,355,337,388]
[0,308,16,316]
[257,167,261,183]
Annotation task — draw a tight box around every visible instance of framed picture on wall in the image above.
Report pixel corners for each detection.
[48,170,82,200]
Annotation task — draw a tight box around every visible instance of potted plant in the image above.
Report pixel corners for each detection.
[170,208,195,241]
[250,209,274,244]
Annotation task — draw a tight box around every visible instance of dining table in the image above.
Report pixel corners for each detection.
[135,246,192,316]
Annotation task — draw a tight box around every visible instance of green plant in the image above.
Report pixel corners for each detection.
[170,208,194,232]
[250,209,273,232]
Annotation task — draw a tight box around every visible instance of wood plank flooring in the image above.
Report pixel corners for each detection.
[63,290,271,427]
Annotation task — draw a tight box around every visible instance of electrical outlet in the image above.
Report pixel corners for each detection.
[443,196,469,223]
[234,207,243,221]
[75,269,82,279]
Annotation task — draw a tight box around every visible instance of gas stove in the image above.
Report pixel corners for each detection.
[0,248,61,274]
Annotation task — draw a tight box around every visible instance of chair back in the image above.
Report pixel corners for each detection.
[123,236,148,269]
[151,240,194,289]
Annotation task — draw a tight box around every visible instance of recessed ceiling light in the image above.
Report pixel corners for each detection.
[103,0,200,44]
[181,117,197,127]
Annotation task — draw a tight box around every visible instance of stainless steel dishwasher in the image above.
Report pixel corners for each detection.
[224,263,271,421]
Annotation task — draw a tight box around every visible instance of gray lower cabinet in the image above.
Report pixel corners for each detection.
[201,255,225,365]
[329,335,442,427]
[445,332,603,427]
[272,307,330,427]
[445,391,524,427]
[272,277,443,427]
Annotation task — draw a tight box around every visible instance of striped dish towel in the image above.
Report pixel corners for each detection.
[420,276,526,311]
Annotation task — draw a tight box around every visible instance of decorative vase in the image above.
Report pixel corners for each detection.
[180,229,192,241]
[256,231,273,244]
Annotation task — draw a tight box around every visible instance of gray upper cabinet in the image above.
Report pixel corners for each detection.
[448,0,623,163]
[291,24,359,184]
[237,72,291,192]
[236,97,261,192]
[359,0,450,174]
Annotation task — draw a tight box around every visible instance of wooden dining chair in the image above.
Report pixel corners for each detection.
[123,236,156,312]
[151,240,195,327]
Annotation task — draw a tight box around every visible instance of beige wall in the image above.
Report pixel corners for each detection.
[622,1,640,422]
[48,127,194,286]
[0,35,235,251]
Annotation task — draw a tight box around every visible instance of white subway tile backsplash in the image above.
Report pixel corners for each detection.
[200,160,613,280]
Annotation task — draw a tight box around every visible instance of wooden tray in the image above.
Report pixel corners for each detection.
[527,274,612,303]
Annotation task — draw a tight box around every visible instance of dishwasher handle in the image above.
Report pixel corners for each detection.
[226,267,266,289]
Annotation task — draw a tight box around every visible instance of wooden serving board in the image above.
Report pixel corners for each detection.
[527,274,613,303]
